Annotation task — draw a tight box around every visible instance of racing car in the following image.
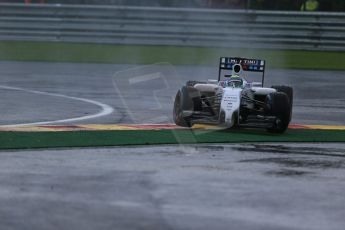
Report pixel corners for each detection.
[173,57,293,133]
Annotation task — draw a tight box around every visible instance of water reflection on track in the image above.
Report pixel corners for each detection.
[1,143,345,229]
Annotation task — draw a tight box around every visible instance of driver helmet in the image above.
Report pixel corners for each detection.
[231,64,243,77]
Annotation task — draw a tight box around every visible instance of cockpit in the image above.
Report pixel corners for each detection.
[219,64,245,88]
[219,78,244,88]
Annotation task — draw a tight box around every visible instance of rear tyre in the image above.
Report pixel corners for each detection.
[271,85,293,121]
[266,92,290,133]
[173,86,201,127]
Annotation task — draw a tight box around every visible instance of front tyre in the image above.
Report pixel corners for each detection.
[266,92,291,133]
[173,87,201,127]
[271,85,293,121]
[173,90,191,127]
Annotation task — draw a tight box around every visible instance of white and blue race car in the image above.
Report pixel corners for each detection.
[173,57,293,133]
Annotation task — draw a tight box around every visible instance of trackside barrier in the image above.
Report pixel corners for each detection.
[0,3,344,51]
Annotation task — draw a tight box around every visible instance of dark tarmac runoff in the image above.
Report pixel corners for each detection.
[1,61,345,230]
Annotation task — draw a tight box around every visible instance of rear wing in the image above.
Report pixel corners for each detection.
[218,57,266,86]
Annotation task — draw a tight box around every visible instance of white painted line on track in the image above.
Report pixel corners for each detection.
[0,85,114,127]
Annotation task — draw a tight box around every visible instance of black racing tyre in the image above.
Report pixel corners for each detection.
[179,86,202,111]
[173,90,191,127]
[266,92,290,133]
[271,85,293,121]
[173,86,201,127]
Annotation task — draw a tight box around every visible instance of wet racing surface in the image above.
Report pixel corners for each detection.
[0,61,345,126]
[1,143,345,230]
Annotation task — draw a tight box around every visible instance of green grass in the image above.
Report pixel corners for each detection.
[0,129,344,150]
[0,40,345,69]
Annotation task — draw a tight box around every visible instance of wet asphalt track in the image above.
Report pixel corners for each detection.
[1,61,345,230]
[1,143,345,230]
[0,61,345,126]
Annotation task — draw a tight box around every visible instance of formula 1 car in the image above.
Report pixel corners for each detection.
[173,57,293,133]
